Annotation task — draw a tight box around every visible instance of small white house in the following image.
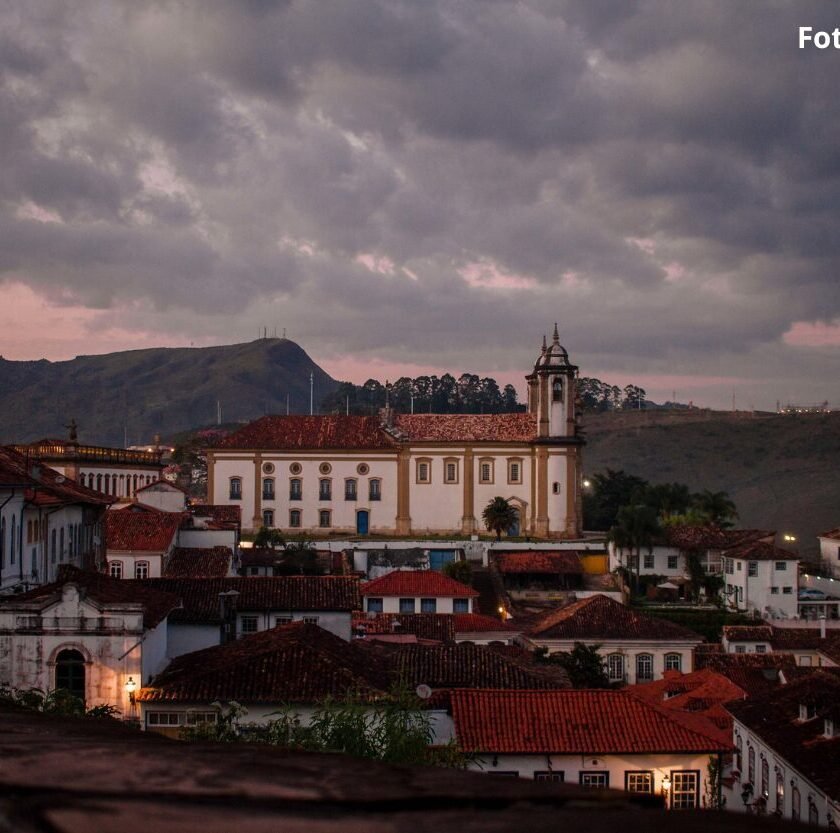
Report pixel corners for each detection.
[361,570,478,615]
[444,688,728,807]
[817,528,840,579]
[722,542,799,619]
[105,508,182,580]
[134,480,189,513]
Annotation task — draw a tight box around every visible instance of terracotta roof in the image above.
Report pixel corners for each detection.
[722,541,798,562]
[142,576,362,622]
[2,567,179,629]
[723,625,773,643]
[495,551,583,574]
[352,612,456,642]
[528,595,703,642]
[216,415,397,450]
[449,689,728,754]
[819,527,840,541]
[364,642,571,690]
[105,510,183,552]
[189,504,241,528]
[694,653,796,697]
[663,525,774,551]
[726,672,840,800]
[453,613,520,633]
[164,547,233,578]
[362,571,479,598]
[393,413,537,443]
[0,446,114,507]
[818,635,840,665]
[138,623,391,704]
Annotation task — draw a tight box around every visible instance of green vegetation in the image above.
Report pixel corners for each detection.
[442,559,473,586]
[635,608,754,642]
[179,686,470,769]
[535,643,610,689]
[481,496,519,541]
[0,686,120,719]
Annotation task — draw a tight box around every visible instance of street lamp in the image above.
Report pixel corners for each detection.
[662,774,672,809]
[582,479,591,489]
[125,676,138,723]
[783,534,797,543]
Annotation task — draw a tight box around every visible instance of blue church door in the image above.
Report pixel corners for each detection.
[507,508,520,537]
[356,510,369,535]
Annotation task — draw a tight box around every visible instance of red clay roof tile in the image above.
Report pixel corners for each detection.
[495,551,583,574]
[105,510,183,552]
[216,415,397,450]
[394,413,537,442]
[362,571,479,598]
[164,547,233,579]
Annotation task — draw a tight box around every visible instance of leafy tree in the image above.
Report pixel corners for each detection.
[482,497,518,541]
[536,643,610,689]
[254,526,285,549]
[692,490,739,528]
[442,559,473,586]
[583,469,649,531]
[642,482,693,521]
[277,538,323,575]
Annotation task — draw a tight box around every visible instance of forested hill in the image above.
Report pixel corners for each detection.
[583,410,840,558]
[0,339,337,446]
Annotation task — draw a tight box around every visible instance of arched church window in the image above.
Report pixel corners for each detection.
[552,377,563,402]
[55,649,86,702]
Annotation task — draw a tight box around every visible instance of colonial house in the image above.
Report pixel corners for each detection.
[608,526,775,584]
[141,575,362,655]
[721,542,799,619]
[722,624,836,667]
[137,622,569,735]
[105,509,183,580]
[1,446,113,594]
[817,528,840,579]
[0,568,178,714]
[523,595,704,685]
[14,433,165,503]
[206,328,584,540]
[361,570,479,615]
[442,688,729,804]
[132,480,190,513]
[725,670,840,826]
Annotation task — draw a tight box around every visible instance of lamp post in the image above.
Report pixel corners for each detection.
[662,774,672,809]
[125,676,138,723]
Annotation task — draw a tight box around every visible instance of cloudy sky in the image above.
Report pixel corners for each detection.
[1,1,839,409]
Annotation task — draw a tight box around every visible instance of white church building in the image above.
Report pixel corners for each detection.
[207,328,584,539]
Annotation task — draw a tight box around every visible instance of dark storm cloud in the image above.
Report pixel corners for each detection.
[0,0,838,407]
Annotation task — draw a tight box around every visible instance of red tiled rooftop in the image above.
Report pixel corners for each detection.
[453,613,520,633]
[528,595,703,642]
[142,576,362,622]
[216,415,397,450]
[663,525,774,551]
[694,653,796,697]
[2,567,179,630]
[138,623,391,704]
[393,413,537,442]
[352,612,456,642]
[189,504,241,528]
[722,541,798,562]
[495,551,583,575]
[449,689,728,755]
[362,570,479,598]
[105,510,183,551]
[164,547,233,579]
[819,527,840,541]
[723,625,773,643]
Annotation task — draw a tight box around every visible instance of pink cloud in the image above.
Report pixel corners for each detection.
[355,253,396,275]
[459,259,537,290]
[0,282,215,361]
[783,320,840,347]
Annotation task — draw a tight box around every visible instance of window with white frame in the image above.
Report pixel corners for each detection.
[147,712,182,726]
[664,653,682,672]
[479,459,494,484]
[274,616,293,626]
[667,555,679,570]
[289,478,302,500]
[399,598,416,613]
[636,653,653,681]
[643,553,654,569]
[420,598,437,613]
[775,561,787,571]
[579,772,609,788]
[185,712,218,726]
[302,616,319,625]
[109,560,123,579]
[534,772,564,782]
[369,479,381,501]
[135,561,149,580]
[229,477,242,500]
[289,509,301,528]
[319,479,332,500]
[625,772,653,794]
[240,615,259,634]
[262,478,275,500]
[607,653,624,682]
[262,509,274,528]
[344,478,357,500]
[453,598,469,613]
[748,561,758,577]
[507,458,522,485]
[782,586,793,594]
[670,771,699,809]
[444,459,458,484]
[367,597,383,613]
[319,509,331,528]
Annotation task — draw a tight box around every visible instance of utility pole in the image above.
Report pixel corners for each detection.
[346,395,350,416]
[286,393,290,416]
[310,373,314,416]
[217,401,221,425]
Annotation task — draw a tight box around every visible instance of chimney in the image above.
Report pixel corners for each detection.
[820,614,826,639]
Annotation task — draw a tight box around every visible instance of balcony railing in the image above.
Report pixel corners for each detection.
[14,616,134,632]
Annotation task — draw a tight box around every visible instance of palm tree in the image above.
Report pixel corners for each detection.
[608,503,661,595]
[482,497,518,541]
[692,490,739,528]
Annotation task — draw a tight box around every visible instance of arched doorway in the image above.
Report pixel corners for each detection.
[356,510,369,535]
[507,508,520,537]
[55,649,86,702]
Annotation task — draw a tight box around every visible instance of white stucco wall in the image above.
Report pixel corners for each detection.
[135,485,187,513]
[817,536,840,579]
[177,528,237,550]
[362,594,474,615]
[723,556,799,619]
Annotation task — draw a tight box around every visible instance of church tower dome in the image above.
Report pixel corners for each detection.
[526,323,578,438]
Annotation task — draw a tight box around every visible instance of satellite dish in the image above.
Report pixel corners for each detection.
[416,684,432,700]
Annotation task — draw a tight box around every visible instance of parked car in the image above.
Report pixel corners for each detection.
[798,589,827,601]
